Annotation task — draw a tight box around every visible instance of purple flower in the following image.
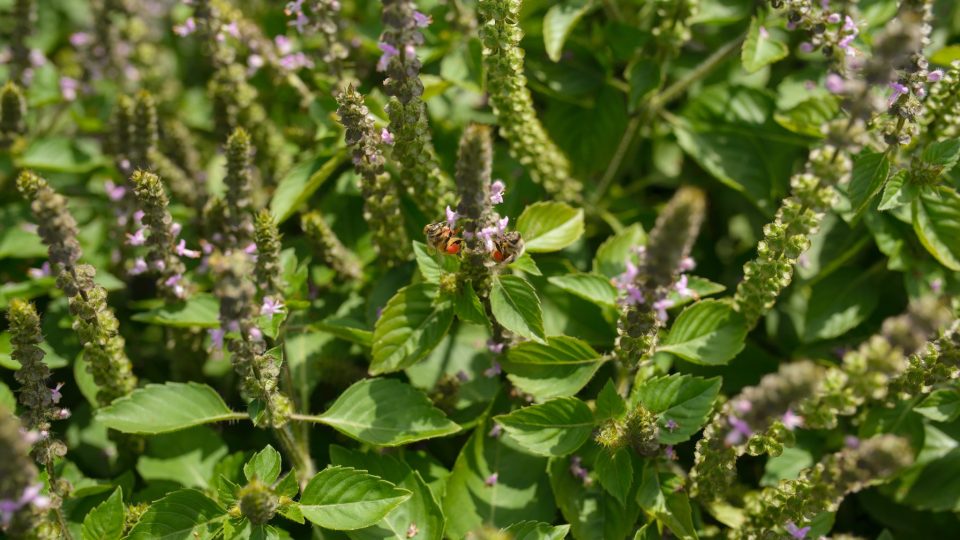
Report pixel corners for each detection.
[249,327,263,342]
[799,42,814,53]
[625,285,645,306]
[490,179,506,204]
[665,419,678,432]
[844,435,860,449]
[484,361,502,377]
[127,228,147,246]
[244,242,258,255]
[105,180,126,202]
[456,370,470,382]
[28,262,51,280]
[209,328,225,351]
[58,408,71,419]
[929,69,944,83]
[60,77,79,101]
[279,52,314,70]
[734,399,753,413]
[275,35,294,55]
[176,239,201,259]
[484,472,498,486]
[678,256,695,271]
[725,415,753,446]
[247,54,265,75]
[129,258,148,275]
[133,210,145,226]
[20,428,42,445]
[781,409,804,430]
[664,445,677,461]
[50,382,64,404]
[931,278,944,294]
[404,44,417,61]
[222,21,240,39]
[674,274,694,298]
[290,11,310,33]
[69,32,91,47]
[381,128,394,145]
[445,205,459,228]
[171,222,183,237]
[758,26,769,39]
[173,17,197,37]
[785,522,811,540]
[653,298,674,322]
[165,274,186,297]
[487,339,504,354]
[889,82,909,105]
[377,42,400,72]
[412,11,431,28]
[0,484,50,527]
[488,424,503,438]
[261,296,285,317]
[569,456,590,483]
[825,73,845,93]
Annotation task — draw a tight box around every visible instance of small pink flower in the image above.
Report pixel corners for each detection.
[126,228,147,246]
[486,339,504,354]
[381,128,394,145]
[664,446,677,460]
[58,408,71,419]
[758,26,769,39]
[445,205,459,228]
[133,210,145,226]
[490,180,505,204]
[844,435,860,449]
[28,262,51,280]
[678,257,695,271]
[275,35,294,55]
[209,328,225,351]
[50,382,64,404]
[665,419,678,431]
[129,258,148,275]
[105,180,126,202]
[889,82,909,105]
[725,415,753,446]
[483,361,502,377]
[484,472,498,486]
[176,239,201,259]
[785,522,811,540]
[261,297,285,317]
[674,274,694,298]
[781,409,803,430]
[488,424,503,438]
[825,73,845,93]
[223,21,240,39]
[59,77,79,101]
[653,298,674,322]
[929,70,944,83]
[173,17,197,37]
[412,11,431,28]
[827,13,841,24]
[377,42,399,72]
[171,222,183,237]
[799,42,814,54]
[249,327,263,341]
[69,32,91,47]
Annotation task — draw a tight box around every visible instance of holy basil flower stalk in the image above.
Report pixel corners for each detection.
[799,298,953,429]
[595,403,661,457]
[108,95,135,176]
[223,128,256,249]
[254,210,285,299]
[130,170,190,300]
[131,90,158,170]
[336,85,409,266]
[9,0,34,85]
[7,300,68,468]
[455,124,495,294]
[887,320,960,403]
[689,361,824,501]
[615,186,705,363]
[0,82,27,150]
[736,435,913,539]
[380,0,454,216]
[477,0,580,203]
[0,405,56,539]
[300,211,363,282]
[17,171,137,406]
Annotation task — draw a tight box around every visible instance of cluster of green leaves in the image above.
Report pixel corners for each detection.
[3,0,960,539]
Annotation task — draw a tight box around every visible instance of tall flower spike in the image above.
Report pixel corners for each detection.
[737,435,913,538]
[336,85,409,266]
[9,0,35,84]
[595,403,661,457]
[301,211,363,282]
[615,187,705,363]
[254,210,285,298]
[477,0,581,203]
[223,128,256,249]
[17,171,137,405]
[455,124,495,292]
[0,405,50,538]
[108,95,135,175]
[7,300,68,467]
[380,0,454,216]
[130,170,189,300]
[131,90,158,170]
[210,250,292,428]
[0,82,27,150]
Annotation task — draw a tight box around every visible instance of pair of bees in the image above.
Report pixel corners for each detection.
[423,222,523,264]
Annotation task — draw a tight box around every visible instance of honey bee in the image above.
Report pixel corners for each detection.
[423,222,463,255]
[491,231,524,264]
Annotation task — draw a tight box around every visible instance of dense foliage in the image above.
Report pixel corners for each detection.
[2,0,960,538]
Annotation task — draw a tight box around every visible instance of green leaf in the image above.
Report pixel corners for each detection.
[595,380,627,422]
[299,467,411,531]
[495,397,594,457]
[761,446,813,487]
[502,336,606,401]
[664,276,726,308]
[270,149,347,223]
[0,381,14,411]
[244,445,282,484]
[82,487,124,540]
[502,521,571,540]
[443,425,556,537]
[593,224,646,278]
[329,446,445,540]
[137,427,228,489]
[913,185,960,270]
[490,275,546,343]
[16,136,107,173]
[634,374,721,444]
[315,378,461,446]
[509,253,543,276]
[915,388,960,423]
[315,317,373,348]
[126,489,228,540]
[741,16,788,73]
[798,267,878,342]
[774,97,840,138]
[548,273,618,309]
[902,447,960,511]
[844,151,890,220]
[595,449,633,505]
[413,241,460,284]
[878,170,916,211]
[549,456,639,540]
[516,202,585,253]
[636,463,698,539]
[921,138,960,173]
[628,59,662,111]
[543,0,594,62]
[660,300,747,366]
[454,281,489,327]
[131,293,221,328]
[97,382,243,434]
[370,283,455,374]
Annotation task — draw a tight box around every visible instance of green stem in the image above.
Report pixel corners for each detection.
[647,33,745,113]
